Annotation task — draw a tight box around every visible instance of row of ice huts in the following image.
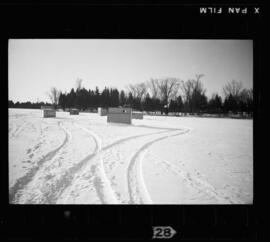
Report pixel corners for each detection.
[41,106,143,124]
[41,106,79,117]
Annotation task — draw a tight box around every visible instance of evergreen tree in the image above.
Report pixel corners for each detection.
[100,87,110,108]
[68,88,76,108]
[110,89,119,107]
[223,94,238,113]
[8,100,14,108]
[152,98,162,112]
[94,87,100,108]
[176,96,183,113]
[119,90,126,106]
[144,93,152,112]
[58,92,67,110]
[126,92,134,108]
[169,99,178,113]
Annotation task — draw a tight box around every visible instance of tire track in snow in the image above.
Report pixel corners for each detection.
[52,123,115,204]
[9,121,23,137]
[9,121,71,204]
[25,122,45,157]
[73,123,119,204]
[9,121,28,139]
[127,129,190,204]
[55,124,178,204]
[91,127,180,203]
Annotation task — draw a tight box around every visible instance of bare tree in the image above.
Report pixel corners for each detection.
[147,78,159,99]
[126,84,137,97]
[247,88,253,100]
[180,79,193,103]
[195,74,204,82]
[136,82,147,101]
[180,74,206,112]
[157,78,181,105]
[193,74,206,96]
[47,87,60,106]
[239,88,250,102]
[126,82,147,101]
[239,88,253,107]
[222,80,243,99]
[181,74,205,100]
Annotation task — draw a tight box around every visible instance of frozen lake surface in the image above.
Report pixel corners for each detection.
[8,108,253,204]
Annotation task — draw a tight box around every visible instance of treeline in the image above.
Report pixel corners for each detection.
[58,87,122,111]
[8,100,52,109]
[9,76,253,116]
[57,77,253,115]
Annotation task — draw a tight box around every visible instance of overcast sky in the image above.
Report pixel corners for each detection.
[9,39,253,103]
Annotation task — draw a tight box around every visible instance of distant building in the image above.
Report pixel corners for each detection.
[132,112,143,119]
[107,107,132,124]
[98,107,108,116]
[70,109,79,115]
[43,109,56,118]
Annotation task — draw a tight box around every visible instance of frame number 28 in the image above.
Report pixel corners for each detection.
[152,226,177,239]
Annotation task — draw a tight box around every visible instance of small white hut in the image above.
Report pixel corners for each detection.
[132,112,143,119]
[41,106,56,118]
[70,109,79,115]
[98,107,108,116]
[107,107,132,124]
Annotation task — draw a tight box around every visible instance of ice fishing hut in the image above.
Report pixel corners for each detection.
[41,106,56,118]
[98,107,108,116]
[107,107,132,124]
[132,112,143,119]
[70,108,79,115]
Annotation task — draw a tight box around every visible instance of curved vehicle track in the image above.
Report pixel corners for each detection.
[10,117,193,204]
[9,121,71,203]
[72,123,119,204]
[127,129,191,204]
[56,123,186,204]
[56,123,166,204]
[9,121,28,139]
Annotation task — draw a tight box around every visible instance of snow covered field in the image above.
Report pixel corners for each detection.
[8,108,253,204]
